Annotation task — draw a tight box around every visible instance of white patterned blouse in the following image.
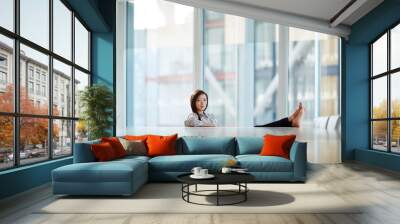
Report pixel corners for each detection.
[184,112,218,127]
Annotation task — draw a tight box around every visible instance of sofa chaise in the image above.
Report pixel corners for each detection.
[52,136,307,196]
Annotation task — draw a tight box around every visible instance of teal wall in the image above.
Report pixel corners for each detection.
[0,158,72,199]
[91,31,115,135]
[343,0,400,171]
[92,33,114,87]
[0,0,116,200]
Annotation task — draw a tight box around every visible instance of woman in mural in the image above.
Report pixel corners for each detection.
[184,89,304,127]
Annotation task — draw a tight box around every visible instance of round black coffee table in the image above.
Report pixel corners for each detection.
[177,173,255,206]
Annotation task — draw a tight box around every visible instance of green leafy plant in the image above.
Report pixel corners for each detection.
[79,84,114,140]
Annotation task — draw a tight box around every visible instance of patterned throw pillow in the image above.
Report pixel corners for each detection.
[118,138,147,156]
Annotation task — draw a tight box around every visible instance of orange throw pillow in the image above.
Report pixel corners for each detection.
[101,137,127,158]
[91,142,117,161]
[146,134,178,157]
[124,135,149,141]
[259,134,296,159]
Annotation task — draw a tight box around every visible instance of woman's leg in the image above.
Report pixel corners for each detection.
[255,103,304,127]
[254,117,292,127]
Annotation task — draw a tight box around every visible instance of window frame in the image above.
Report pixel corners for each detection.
[370,21,400,154]
[0,0,92,171]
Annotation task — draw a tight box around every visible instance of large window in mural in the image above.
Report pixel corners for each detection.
[371,23,400,153]
[0,0,91,170]
[126,0,341,127]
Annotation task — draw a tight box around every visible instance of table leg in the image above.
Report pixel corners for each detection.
[187,184,190,202]
[181,184,183,199]
[245,183,247,201]
[195,184,198,192]
[217,184,219,206]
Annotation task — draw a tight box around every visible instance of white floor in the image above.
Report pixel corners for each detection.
[2,163,400,224]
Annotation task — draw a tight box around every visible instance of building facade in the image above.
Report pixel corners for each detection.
[0,42,74,157]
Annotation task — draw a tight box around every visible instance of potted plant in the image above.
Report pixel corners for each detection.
[79,84,114,140]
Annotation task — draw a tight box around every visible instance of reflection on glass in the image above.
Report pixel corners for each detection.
[319,35,340,116]
[126,1,341,127]
[372,34,387,76]
[391,120,400,153]
[53,119,72,158]
[0,0,14,31]
[254,22,279,125]
[288,29,340,122]
[20,44,49,115]
[372,77,387,119]
[0,116,13,170]
[372,121,387,151]
[75,120,88,143]
[391,73,400,118]
[288,28,315,122]
[204,11,242,126]
[74,18,89,69]
[20,0,49,49]
[74,69,89,118]
[53,0,72,60]
[20,117,49,165]
[392,24,400,70]
[131,0,194,126]
[0,34,14,112]
[53,59,72,117]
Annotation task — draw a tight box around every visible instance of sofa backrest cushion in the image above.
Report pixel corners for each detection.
[74,139,100,163]
[178,136,236,155]
[236,137,263,155]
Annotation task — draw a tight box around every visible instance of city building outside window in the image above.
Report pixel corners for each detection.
[28,81,34,94]
[0,55,7,67]
[36,83,40,95]
[0,71,6,85]
[29,67,34,79]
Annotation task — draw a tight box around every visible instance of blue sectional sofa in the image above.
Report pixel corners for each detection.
[52,136,307,196]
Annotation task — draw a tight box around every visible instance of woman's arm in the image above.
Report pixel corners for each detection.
[202,113,217,127]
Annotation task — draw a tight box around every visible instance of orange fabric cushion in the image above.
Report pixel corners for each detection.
[124,135,149,141]
[146,134,178,157]
[101,137,127,158]
[259,134,296,159]
[91,142,117,161]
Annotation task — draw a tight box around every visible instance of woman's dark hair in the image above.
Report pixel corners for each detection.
[190,89,208,120]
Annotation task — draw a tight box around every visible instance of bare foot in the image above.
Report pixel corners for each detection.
[291,103,304,127]
[288,103,303,122]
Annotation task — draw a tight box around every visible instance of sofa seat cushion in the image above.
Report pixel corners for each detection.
[236,155,293,172]
[53,159,147,183]
[117,155,150,162]
[149,154,235,172]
